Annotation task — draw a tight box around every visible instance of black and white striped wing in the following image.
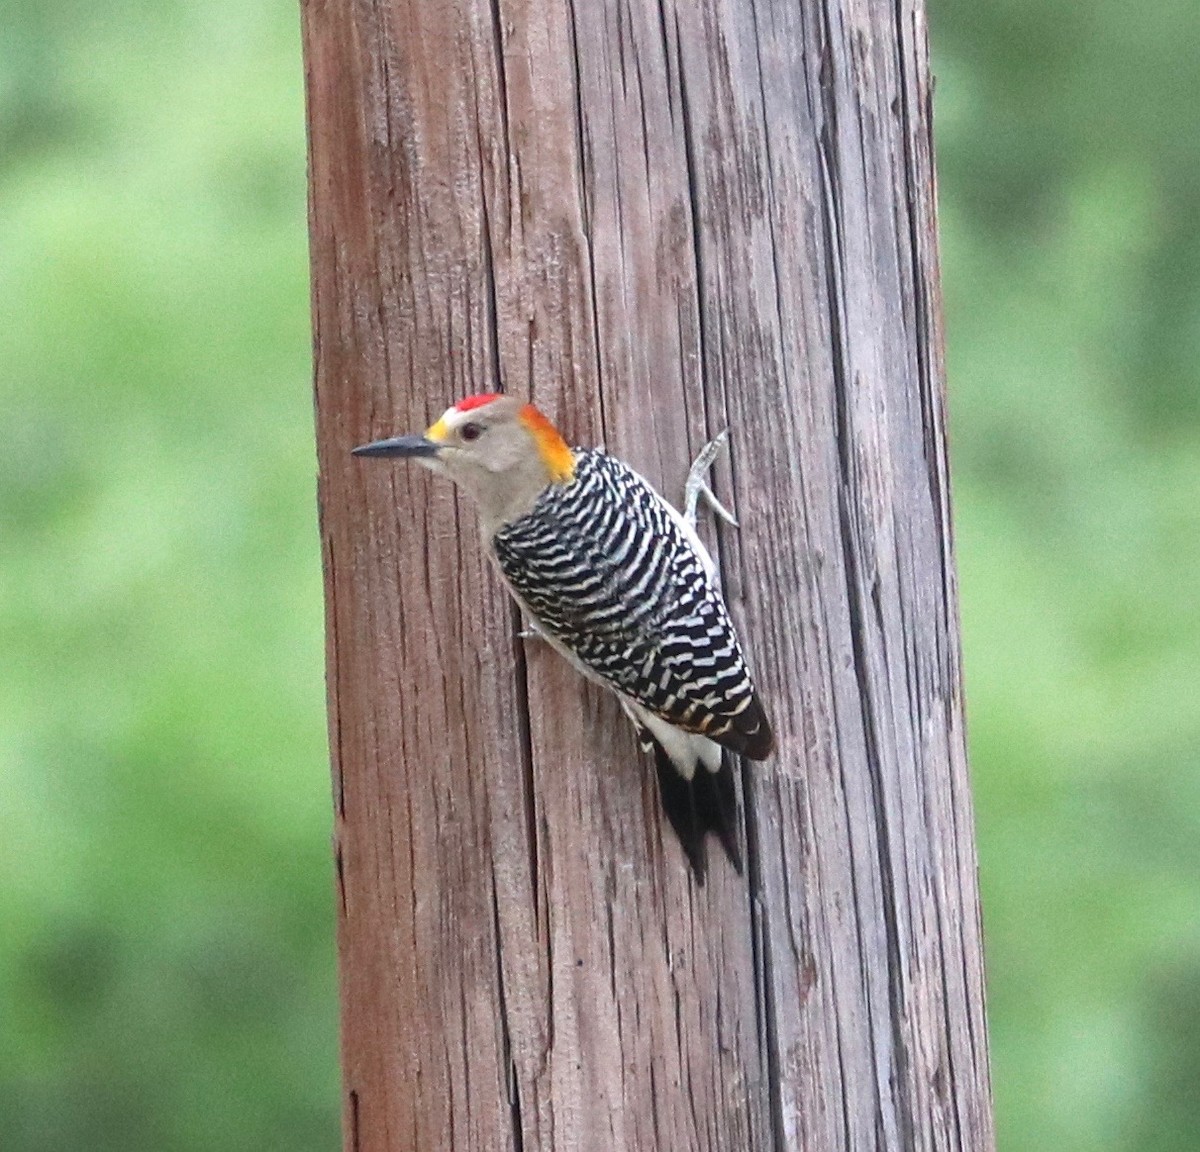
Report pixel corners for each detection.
[491,450,773,759]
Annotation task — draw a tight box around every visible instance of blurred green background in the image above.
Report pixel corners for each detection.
[1,1,1196,1149]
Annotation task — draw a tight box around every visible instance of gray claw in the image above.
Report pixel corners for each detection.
[684,430,739,530]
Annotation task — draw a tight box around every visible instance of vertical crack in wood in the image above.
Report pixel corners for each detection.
[837,491,915,1152]
[566,0,609,447]
[490,869,525,1151]
[348,1087,361,1152]
[480,183,505,397]
[324,526,349,819]
[565,0,592,236]
[509,604,540,895]
[487,0,512,171]
[818,609,874,1150]
[653,0,674,127]
[633,35,653,191]
[936,928,966,1149]
[336,840,349,918]
[815,5,916,1143]
[674,15,709,404]
[614,0,629,99]
[890,0,944,561]
[746,793,787,1152]
[745,0,791,408]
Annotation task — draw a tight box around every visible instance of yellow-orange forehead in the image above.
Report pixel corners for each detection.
[425,414,451,442]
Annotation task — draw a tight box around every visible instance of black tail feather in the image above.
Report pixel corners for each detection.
[649,741,743,883]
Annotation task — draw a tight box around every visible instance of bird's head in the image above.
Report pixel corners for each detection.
[353,394,576,530]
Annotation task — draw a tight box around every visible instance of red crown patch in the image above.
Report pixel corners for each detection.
[454,393,503,413]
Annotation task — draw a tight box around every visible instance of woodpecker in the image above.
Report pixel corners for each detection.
[353,394,773,880]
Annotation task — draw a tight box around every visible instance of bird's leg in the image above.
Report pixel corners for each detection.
[684,429,739,531]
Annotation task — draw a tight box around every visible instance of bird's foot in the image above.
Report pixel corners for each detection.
[518,620,548,642]
[684,429,739,531]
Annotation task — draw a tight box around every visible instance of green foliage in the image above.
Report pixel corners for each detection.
[935,1,1200,1147]
[1,0,1195,1148]
[0,2,337,1148]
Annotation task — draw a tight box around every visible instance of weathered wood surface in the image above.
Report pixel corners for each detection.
[303,0,993,1148]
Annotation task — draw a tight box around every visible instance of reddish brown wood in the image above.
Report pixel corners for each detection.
[303,0,993,1148]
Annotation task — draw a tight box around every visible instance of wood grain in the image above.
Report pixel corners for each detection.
[303,0,994,1147]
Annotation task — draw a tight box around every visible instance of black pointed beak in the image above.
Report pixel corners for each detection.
[352,434,440,459]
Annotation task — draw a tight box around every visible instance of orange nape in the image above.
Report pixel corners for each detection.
[518,403,576,483]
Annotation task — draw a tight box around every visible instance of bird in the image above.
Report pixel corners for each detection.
[353,394,773,880]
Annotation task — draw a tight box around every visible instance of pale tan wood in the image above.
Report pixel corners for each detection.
[303,0,993,1147]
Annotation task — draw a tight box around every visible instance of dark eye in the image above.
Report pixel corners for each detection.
[460,422,484,442]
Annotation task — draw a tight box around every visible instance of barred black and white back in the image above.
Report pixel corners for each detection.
[491,448,773,878]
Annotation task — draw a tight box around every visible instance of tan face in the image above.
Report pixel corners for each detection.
[421,397,537,479]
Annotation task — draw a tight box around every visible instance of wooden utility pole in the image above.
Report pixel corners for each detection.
[304,0,993,1148]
